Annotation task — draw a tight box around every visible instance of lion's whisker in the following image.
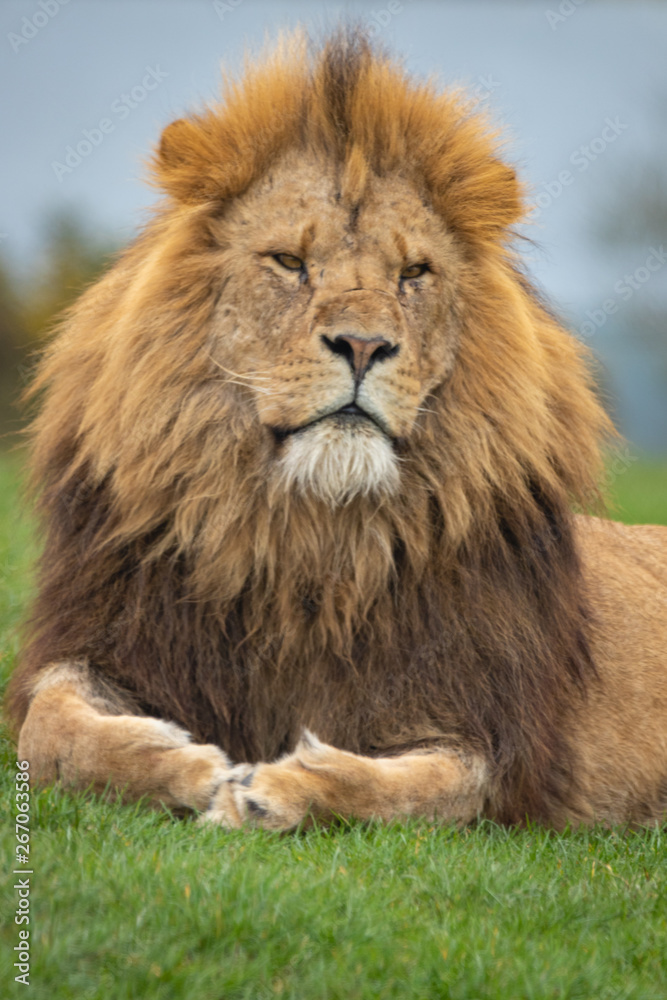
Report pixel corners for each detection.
[206,355,275,381]
[214,378,276,396]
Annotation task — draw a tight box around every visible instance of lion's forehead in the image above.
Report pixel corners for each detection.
[225,152,446,264]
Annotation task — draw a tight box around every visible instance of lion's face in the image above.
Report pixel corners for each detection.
[208,151,463,504]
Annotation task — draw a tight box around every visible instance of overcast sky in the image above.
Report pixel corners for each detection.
[1,0,666,448]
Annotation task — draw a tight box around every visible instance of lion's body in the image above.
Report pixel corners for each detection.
[567,518,667,824]
[8,30,667,828]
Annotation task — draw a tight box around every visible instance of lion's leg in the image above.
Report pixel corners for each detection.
[205,731,489,830]
[17,662,239,816]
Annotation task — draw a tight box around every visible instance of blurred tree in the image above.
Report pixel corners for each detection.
[594,161,667,250]
[0,258,29,443]
[0,209,119,444]
[589,98,667,456]
[592,99,667,388]
[20,209,118,343]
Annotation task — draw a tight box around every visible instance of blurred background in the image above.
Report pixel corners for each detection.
[1,0,665,455]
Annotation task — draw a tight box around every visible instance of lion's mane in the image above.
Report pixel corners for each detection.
[8,30,613,822]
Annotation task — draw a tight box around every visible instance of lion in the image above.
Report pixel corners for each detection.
[7,29,667,830]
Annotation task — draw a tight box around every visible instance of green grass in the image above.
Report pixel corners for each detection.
[1,450,666,1000]
[608,457,667,527]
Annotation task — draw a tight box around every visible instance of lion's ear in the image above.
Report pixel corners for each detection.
[429,154,523,246]
[153,117,219,204]
[486,161,522,232]
[159,118,196,168]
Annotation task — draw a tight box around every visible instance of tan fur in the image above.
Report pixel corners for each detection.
[565,519,667,825]
[18,664,232,811]
[7,29,667,828]
[214,732,489,831]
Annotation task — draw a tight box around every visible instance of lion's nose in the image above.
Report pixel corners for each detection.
[321,333,399,380]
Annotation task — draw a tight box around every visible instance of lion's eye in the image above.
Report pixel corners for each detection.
[400,263,429,281]
[274,253,304,271]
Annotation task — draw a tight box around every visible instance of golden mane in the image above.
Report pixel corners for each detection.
[153,29,520,247]
[8,28,614,823]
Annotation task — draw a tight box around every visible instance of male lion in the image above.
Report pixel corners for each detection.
[7,30,667,830]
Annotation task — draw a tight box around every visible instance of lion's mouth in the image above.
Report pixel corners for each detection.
[334,402,375,421]
[272,402,391,441]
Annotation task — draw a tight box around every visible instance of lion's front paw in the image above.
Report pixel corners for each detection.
[229,763,313,831]
[199,775,245,829]
[227,731,341,831]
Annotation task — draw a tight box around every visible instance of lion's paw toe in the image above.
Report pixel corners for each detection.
[229,764,313,831]
[199,776,244,829]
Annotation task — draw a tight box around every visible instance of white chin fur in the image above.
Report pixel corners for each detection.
[276,418,400,505]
